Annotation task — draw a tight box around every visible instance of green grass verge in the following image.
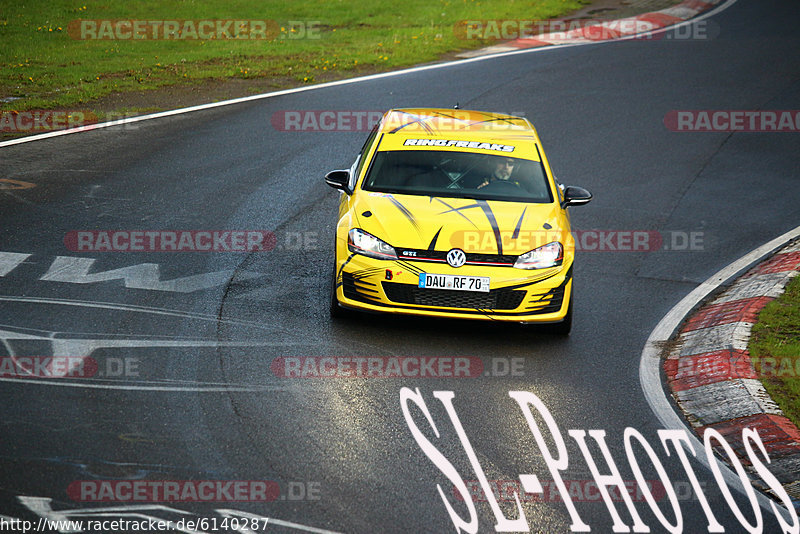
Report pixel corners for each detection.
[1,0,586,112]
[749,273,800,426]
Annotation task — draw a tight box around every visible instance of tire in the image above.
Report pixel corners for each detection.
[329,264,351,319]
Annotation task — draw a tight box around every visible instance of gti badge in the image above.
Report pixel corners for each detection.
[446,248,466,268]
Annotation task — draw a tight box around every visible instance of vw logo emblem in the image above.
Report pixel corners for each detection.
[446,248,466,268]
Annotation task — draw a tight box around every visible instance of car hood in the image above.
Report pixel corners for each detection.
[352,192,567,255]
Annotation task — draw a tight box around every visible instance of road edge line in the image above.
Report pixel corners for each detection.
[640,225,800,515]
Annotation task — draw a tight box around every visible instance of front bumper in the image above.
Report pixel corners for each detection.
[334,253,572,323]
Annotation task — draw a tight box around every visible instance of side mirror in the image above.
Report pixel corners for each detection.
[562,186,592,208]
[325,170,351,193]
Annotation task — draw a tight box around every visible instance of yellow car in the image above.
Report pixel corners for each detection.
[325,108,592,334]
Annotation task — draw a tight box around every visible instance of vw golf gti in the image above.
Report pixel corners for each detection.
[325,108,592,333]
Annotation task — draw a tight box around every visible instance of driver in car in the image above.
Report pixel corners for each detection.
[476,157,516,189]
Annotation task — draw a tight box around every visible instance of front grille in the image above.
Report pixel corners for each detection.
[466,253,516,265]
[396,248,517,266]
[382,282,525,310]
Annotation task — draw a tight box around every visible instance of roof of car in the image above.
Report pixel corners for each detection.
[377,108,536,138]
[376,108,542,160]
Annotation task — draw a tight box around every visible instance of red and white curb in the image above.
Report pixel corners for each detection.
[665,240,800,501]
[457,0,724,58]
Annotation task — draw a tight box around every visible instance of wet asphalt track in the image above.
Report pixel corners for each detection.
[1,0,800,531]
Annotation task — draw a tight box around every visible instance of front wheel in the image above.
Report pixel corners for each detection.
[329,264,351,319]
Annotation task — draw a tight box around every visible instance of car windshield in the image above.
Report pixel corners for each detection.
[361,150,553,203]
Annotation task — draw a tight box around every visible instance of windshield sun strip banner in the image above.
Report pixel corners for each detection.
[402,138,515,152]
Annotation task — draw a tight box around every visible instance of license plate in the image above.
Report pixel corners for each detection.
[418,273,490,293]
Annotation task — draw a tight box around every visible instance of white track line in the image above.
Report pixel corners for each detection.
[0,376,302,392]
[0,295,276,329]
[639,224,800,514]
[0,0,739,149]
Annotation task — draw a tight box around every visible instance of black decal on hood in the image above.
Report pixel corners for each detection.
[476,200,503,254]
[434,198,481,229]
[512,207,527,240]
[428,227,443,250]
[387,195,420,232]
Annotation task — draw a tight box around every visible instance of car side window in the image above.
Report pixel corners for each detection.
[351,123,380,189]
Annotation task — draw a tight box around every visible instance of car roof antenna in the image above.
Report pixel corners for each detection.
[454,102,460,109]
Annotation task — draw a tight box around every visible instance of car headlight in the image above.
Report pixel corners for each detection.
[514,242,563,269]
[347,229,397,260]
